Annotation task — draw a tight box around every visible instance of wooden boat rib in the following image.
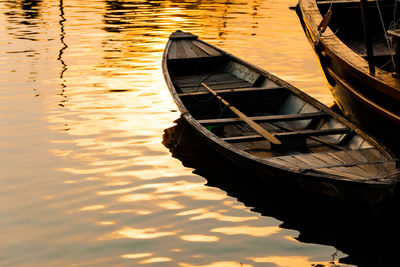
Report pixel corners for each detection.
[296,0,400,155]
[162,30,400,204]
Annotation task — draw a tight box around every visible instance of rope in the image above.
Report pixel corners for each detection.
[375,0,396,70]
[391,0,400,30]
[217,102,230,119]
[315,1,333,46]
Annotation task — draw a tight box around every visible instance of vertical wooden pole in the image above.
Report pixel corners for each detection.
[360,0,375,75]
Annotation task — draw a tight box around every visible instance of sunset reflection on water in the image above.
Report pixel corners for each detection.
[0,0,350,266]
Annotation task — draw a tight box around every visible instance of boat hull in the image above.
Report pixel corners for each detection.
[163,30,400,209]
[328,69,400,155]
[173,116,399,209]
[296,0,400,156]
[162,118,400,267]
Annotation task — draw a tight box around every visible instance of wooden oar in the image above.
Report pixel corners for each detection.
[200,82,281,145]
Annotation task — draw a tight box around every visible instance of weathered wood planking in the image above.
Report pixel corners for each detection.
[312,151,375,177]
[312,168,369,180]
[317,0,381,4]
[192,40,221,56]
[299,0,400,159]
[179,82,250,94]
[176,40,186,59]
[180,40,199,58]
[169,31,197,39]
[168,31,221,59]
[310,153,373,178]
[280,94,306,114]
[222,128,350,143]
[326,149,388,177]
[174,73,237,85]
[189,42,209,57]
[265,157,301,171]
[198,112,328,125]
[168,41,178,59]
[224,61,263,85]
[169,40,211,59]
[174,72,252,94]
[357,149,392,175]
[177,77,246,88]
[308,152,371,178]
[345,150,397,177]
[273,151,376,179]
[163,30,400,205]
[178,86,287,97]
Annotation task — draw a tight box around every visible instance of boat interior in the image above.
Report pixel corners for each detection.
[166,36,398,179]
[317,0,398,72]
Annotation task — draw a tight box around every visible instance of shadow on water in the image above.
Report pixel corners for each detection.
[163,117,400,267]
[4,0,42,23]
[58,0,69,110]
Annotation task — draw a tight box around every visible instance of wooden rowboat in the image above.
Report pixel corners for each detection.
[296,0,400,156]
[162,30,400,205]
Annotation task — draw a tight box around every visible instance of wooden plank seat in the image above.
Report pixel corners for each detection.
[198,112,328,125]
[178,81,250,91]
[174,73,250,94]
[178,82,251,94]
[222,127,350,143]
[175,75,245,88]
[174,73,237,84]
[174,72,265,88]
[178,85,287,97]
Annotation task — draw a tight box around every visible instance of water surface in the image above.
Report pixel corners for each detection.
[0,1,359,266]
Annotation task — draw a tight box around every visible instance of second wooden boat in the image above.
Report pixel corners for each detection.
[162,30,400,206]
[296,0,400,155]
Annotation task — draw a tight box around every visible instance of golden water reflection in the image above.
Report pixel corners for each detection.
[211,226,281,237]
[177,208,258,222]
[105,227,178,240]
[0,0,351,266]
[179,235,220,242]
[179,262,254,267]
[248,256,336,267]
[121,253,153,259]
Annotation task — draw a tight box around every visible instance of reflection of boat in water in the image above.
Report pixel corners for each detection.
[162,30,400,207]
[296,0,400,156]
[163,118,400,267]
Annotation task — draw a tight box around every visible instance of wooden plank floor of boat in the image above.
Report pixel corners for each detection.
[265,148,396,179]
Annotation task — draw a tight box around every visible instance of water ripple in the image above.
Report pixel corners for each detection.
[0,0,350,266]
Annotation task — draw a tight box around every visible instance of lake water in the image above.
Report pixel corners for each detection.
[0,0,367,266]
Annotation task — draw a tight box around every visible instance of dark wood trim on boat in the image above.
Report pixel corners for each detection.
[297,0,400,156]
[316,0,383,5]
[169,31,198,39]
[222,127,350,143]
[301,159,398,171]
[178,86,286,97]
[326,68,400,123]
[298,0,400,101]
[198,112,328,125]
